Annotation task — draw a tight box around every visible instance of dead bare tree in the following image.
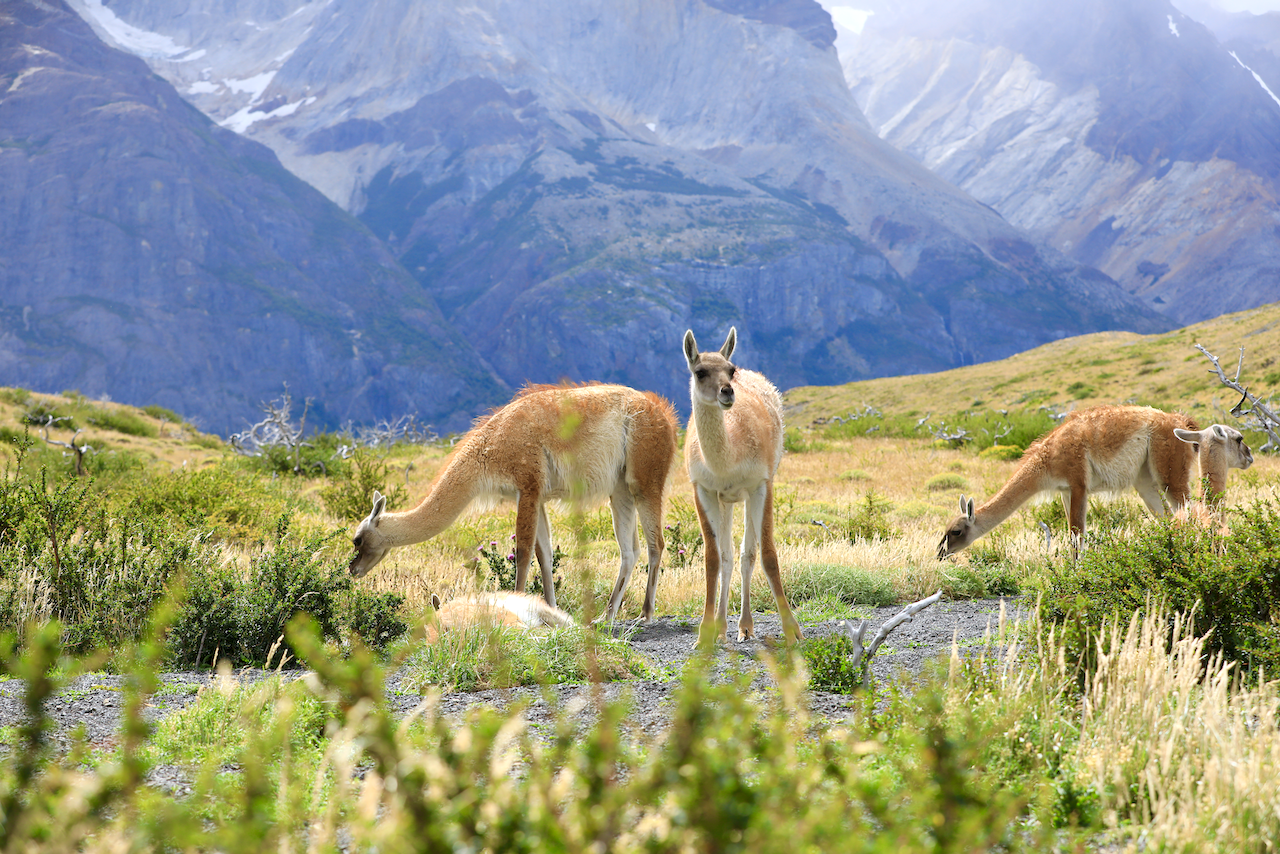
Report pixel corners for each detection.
[42,427,96,477]
[834,589,942,687]
[229,387,324,474]
[932,422,972,447]
[1195,344,1280,453]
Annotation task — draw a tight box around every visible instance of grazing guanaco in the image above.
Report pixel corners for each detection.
[349,383,678,622]
[683,327,802,646]
[937,405,1253,558]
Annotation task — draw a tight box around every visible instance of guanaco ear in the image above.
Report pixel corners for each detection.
[720,326,737,359]
[369,490,386,523]
[1174,427,1202,453]
[1211,424,1229,441]
[683,330,699,371]
[965,497,975,521]
[431,593,441,610]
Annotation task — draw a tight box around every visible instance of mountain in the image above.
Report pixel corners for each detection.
[67,0,1168,410]
[0,0,507,435]
[836,0,1280,326]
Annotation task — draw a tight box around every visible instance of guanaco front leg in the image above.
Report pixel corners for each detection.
[694,485,725,648]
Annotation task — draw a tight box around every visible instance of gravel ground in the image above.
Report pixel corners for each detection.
[0,596,1026,753]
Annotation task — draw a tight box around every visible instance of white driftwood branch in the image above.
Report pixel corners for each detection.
[835,589,943,686]
[1195,344,1280,453]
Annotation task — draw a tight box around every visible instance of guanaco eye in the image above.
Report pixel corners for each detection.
[728,367,737,379]
[353,536,363,548]
[695,369,708,380]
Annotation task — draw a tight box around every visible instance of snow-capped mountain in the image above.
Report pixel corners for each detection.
[837,0,1280,324]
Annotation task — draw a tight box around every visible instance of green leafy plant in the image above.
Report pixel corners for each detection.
[319,448,408,522]
[843,490,898,541]
[802,632,864,693]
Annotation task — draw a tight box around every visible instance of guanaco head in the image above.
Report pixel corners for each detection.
[937,494,978,559]
[683,327,738,410]
[1174,423,1253,501]
[349,490,390,577]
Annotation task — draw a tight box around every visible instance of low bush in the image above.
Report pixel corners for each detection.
[84,406,156,438]
[926,472,969,492]
[319,448,407,522]
[1041,501,1280,678]
[843,490,897,541]
[801,632,864,693]
[979,444,1024,462]
[142,404,183,423]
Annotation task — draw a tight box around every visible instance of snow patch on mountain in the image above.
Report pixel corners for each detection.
[78,0,190,58]
[1229,49,1280,108]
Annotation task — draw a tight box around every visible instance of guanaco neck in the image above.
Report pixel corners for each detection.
[376,449,482,546]
[1198,444,1227,502]
[691,397,735,474]
[974,455,1049,536]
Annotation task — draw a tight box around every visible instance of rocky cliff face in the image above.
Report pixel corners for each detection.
[838,0,1280,325]
[67,0,1167,413]
[0,0,506,434]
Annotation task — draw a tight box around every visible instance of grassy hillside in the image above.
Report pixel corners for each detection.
[0,387,224,472]
[785,302,1280,426]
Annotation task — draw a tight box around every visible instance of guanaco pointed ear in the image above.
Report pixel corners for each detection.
[958,494,968,515]
[370,490,386,523]
[720,326,737,359]
[1174,428,1202,453]
[1212,424,1229,440]
[965,497,975,521]
[683,330,699,370]
[431,593,441,610]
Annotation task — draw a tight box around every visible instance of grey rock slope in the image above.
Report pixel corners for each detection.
[838,0,1280,325]
[0,0,506,435]
[71,0,1167,409]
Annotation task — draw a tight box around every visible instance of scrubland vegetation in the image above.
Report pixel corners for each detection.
[4,327,1280,851]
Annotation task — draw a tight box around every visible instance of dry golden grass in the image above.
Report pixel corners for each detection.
[972,605,1280,849]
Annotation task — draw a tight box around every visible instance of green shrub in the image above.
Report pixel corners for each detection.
[84,407,156,438]
[0,387,31,406]
[344,588,408,651]
[843,490,897,541]
[111,462,300,542]
[979,444,1024,462]
[233,521,351,667]
[1041,502,1280,678]
[319,448,407,522]
[167,559,240,669]
[802,632,863,693]
[142,404,183,423]
[21,403,76,432]
[926,473,969,492]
